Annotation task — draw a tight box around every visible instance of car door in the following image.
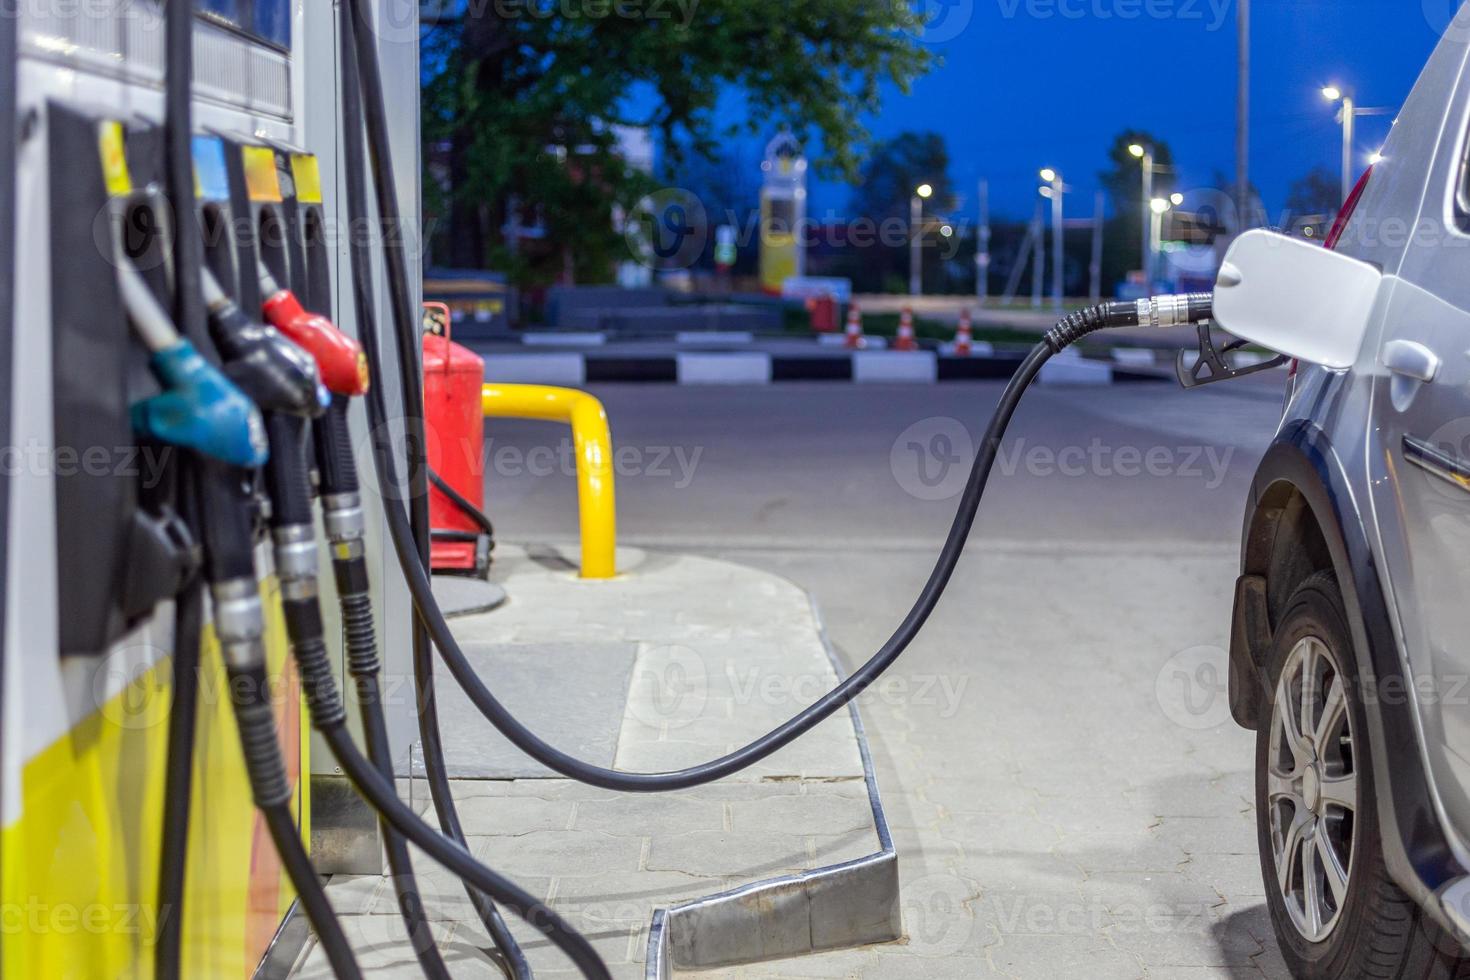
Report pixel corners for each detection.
[1365,128,1470,819]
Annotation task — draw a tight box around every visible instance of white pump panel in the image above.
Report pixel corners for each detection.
[1212,229,1383,370]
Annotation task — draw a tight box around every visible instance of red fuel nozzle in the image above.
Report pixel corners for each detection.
[260,271,370,397]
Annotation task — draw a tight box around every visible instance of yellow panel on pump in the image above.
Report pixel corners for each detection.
[0,579,307,979]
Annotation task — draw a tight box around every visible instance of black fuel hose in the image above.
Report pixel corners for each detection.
[229,662,365,980]
[334,11,527,976]
[263,416,451,980]
[430,466,496,543]
[335,4,553,976]
[356,104,1211,787]
[349,0,1189,791]
[320,723,612,980]
[161,2,361,978]
[154,573,203,980]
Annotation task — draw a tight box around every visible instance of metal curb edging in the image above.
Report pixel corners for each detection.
[643,594,902,978]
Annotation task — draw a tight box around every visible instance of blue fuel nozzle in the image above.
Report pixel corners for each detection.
[131,340,270,468]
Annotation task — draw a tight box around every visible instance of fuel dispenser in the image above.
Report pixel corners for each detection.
[0,2,1280,979]
[0,2,420,976]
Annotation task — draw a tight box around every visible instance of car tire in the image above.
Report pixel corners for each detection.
[1257,571,1469,978]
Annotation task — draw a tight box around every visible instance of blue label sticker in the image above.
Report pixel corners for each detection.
[192,135,230,202]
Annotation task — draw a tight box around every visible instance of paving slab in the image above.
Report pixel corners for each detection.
[294,545,898,979]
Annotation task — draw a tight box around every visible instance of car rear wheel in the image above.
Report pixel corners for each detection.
[1256,571,1470,978]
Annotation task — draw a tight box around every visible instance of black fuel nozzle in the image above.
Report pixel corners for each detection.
[203,269,329,419]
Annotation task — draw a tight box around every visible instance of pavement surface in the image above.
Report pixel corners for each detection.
[470,373,1294,978]
[297,372,1295,978]
[296,545,889,979]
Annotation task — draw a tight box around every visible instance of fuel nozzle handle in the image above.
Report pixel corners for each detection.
[119,262,269,468]
[203,270,328,419]
[260,265,370,398]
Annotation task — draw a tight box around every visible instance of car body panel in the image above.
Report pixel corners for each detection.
[1230,11,1470,944]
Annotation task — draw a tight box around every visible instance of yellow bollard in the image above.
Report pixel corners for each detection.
[481,384,617,578]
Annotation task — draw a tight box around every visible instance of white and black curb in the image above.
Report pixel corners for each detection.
[481,351,1170,386]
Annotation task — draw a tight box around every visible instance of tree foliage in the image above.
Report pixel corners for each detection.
[424,0,933,285]
[847,130,955,223]
[1285,166,1341,220]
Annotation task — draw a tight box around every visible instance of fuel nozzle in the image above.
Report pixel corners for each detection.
[1043,292,1213,352]
[119,262,269,468]
[259,266,370,397]
[203,270,329,418]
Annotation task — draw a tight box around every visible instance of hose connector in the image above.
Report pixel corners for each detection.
[272,524,319,597]
[210,577,267,671]
[1135,292,1213,330]
[1044,293,1214,353]
[322,492,367,548]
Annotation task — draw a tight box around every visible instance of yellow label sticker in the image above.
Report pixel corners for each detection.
[242,145,283,202]
[290,154,323,205]
[98,121,132,196]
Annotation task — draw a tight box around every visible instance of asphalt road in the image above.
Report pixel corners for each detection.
[478,373,1295,978]
[480,374,1284,550]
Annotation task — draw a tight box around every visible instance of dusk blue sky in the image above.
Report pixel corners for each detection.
[701,0,1452,225]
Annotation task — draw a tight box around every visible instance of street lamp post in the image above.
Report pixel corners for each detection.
[1321,86,1355,205]
[1040,168,1063,310]
[910,182,933,297]
[1149,197,1172,285]
[976,178,990,306]
[1128,143,1154,276]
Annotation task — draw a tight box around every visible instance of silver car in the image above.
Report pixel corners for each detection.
[1221,12,1470,977]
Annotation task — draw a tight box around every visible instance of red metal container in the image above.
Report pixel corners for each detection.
[806,293,838,333]
[423,304,491,576]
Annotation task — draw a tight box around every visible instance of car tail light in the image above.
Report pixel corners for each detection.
[1281,165,1372,402]
[1324,166,1372,251]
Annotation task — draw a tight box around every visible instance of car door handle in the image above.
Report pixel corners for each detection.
[1382,339,1441,382]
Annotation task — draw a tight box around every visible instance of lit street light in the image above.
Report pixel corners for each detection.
[1170,192,1184,206]
[1040,168,1064,310]
[1128,143,1154,276]
[1322,85,1393,205]
[910,183,934,296]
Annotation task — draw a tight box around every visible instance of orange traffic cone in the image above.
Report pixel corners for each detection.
[894,307,919,351]
[954,309,974,356]
[844,303,867,350]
